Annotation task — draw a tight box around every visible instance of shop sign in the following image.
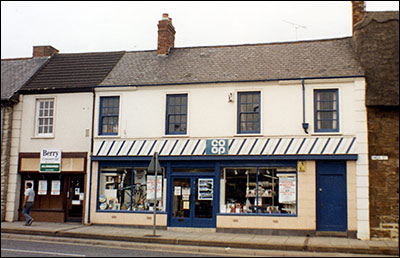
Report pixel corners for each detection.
[206,139,228,155]
[40,149,62,172]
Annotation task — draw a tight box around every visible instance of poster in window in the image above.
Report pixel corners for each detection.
[38,180,48,195]
[146,175,162,200]
[198,178,213,200]
[51,180,61,195]
[278,174,296,204]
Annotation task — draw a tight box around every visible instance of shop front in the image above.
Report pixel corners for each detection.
[90,137,358,237]
[18,152,87,223]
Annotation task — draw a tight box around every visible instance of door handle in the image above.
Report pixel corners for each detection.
[67,191,70,198]
[319,188,322,192]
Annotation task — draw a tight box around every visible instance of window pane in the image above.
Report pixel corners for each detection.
[223,168,297,215]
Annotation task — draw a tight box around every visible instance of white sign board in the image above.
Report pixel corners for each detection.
[40,149,62,172]
[278,174,296,204]
[147,175,162,200]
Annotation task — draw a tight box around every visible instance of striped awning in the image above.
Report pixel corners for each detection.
[93,136,356,157]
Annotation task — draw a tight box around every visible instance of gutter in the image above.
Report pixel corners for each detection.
[95,75,365,89]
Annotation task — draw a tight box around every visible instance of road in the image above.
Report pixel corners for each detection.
[1,233,396,257]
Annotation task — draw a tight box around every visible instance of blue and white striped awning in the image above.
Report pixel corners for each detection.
[93,136,356,157]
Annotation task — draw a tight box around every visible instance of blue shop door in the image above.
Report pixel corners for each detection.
[316,161,347,232]
[170,177,215,228]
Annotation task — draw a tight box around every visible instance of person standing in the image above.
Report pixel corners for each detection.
[22,182,35,226]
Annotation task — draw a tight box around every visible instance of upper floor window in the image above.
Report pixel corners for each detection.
[314,89,339,132]
[238,92,260,134]
[99,96,119,135]
[36,99,54,136]
[166,94,187,135]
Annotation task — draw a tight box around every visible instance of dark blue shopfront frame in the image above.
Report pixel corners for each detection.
[92,156,355,228]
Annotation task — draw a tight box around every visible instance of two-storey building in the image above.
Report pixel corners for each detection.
[88,14,370,239]
[6,49,124,223]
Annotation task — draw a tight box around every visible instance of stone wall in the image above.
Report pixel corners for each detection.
[368,107,399,239]
[1,105,13,221]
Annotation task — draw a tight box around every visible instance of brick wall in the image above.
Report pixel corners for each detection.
[1,105,13,221]
[368,107,399,239]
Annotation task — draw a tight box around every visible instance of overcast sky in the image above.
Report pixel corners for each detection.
[1,1,398,59]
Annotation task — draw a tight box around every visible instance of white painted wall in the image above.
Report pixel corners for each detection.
[19,93,93,152]
[95,78,363,139]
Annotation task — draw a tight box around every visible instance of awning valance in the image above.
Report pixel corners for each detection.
[92,136,356,158]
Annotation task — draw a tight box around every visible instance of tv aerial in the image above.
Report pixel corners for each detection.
[282,20,307,40]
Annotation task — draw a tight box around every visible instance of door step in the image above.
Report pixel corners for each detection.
[316,231,347,237]
[167,227,216,233]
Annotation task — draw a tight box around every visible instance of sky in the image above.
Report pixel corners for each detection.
[1,1,399,59]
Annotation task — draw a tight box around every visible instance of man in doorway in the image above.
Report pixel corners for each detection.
[23,182,35,226]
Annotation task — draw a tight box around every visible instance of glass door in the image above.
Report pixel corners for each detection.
[66,175,84,222]
[170,176,215,227]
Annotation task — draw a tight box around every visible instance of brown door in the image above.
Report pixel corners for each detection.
[66,175,84,222]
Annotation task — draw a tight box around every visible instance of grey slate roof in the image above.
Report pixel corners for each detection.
[21,51,125,93]
[1,57,49,101]
[100,37,364,86]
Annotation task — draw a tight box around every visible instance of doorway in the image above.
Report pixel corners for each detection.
[316,161,347,232]
[65,175,84,222]
[170,176,215,228]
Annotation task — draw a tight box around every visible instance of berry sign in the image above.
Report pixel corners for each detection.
[206,139,229,155]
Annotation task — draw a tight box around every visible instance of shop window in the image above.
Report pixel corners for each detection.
[314,89,339,132]
[222,167,296,215]
[238,92,260,134]
[98,167,165,212]
[36,98,54,136]
[166,94,187,135]
[99,96,119,135]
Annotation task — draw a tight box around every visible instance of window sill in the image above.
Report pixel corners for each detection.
[234,133,263,137]
[311,132,342,136]
[163,134,189,138]
[31,135,55,139]
[96,135,121,139]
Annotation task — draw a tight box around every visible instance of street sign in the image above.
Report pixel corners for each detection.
[147,152,162,173]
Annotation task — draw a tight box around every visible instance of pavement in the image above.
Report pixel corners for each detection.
[1,221,398,256]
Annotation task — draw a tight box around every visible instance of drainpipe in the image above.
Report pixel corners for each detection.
[302,79,309,134]
[87,90,96,224]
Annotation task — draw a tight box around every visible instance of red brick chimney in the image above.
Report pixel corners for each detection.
[157,13,176,56]
[33,45,59,57]
[352,1,366,32]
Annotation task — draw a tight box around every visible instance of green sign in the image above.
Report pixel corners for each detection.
[40,163,61,172]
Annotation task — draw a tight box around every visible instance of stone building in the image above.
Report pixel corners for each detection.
[352,1,399,239]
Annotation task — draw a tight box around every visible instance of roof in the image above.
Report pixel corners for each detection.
[100,37,364,87]
[353,11,399,106]
[1,57,49,101]
[92,136,357,158]
[20,51,125,93]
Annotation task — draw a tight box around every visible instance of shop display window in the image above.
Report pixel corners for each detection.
[222,167,297,215]
[98,167,165,212]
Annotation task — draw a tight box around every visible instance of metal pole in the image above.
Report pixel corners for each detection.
[153,152,158,236]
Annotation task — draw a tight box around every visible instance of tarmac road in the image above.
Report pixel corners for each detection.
[2,233,397,257]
